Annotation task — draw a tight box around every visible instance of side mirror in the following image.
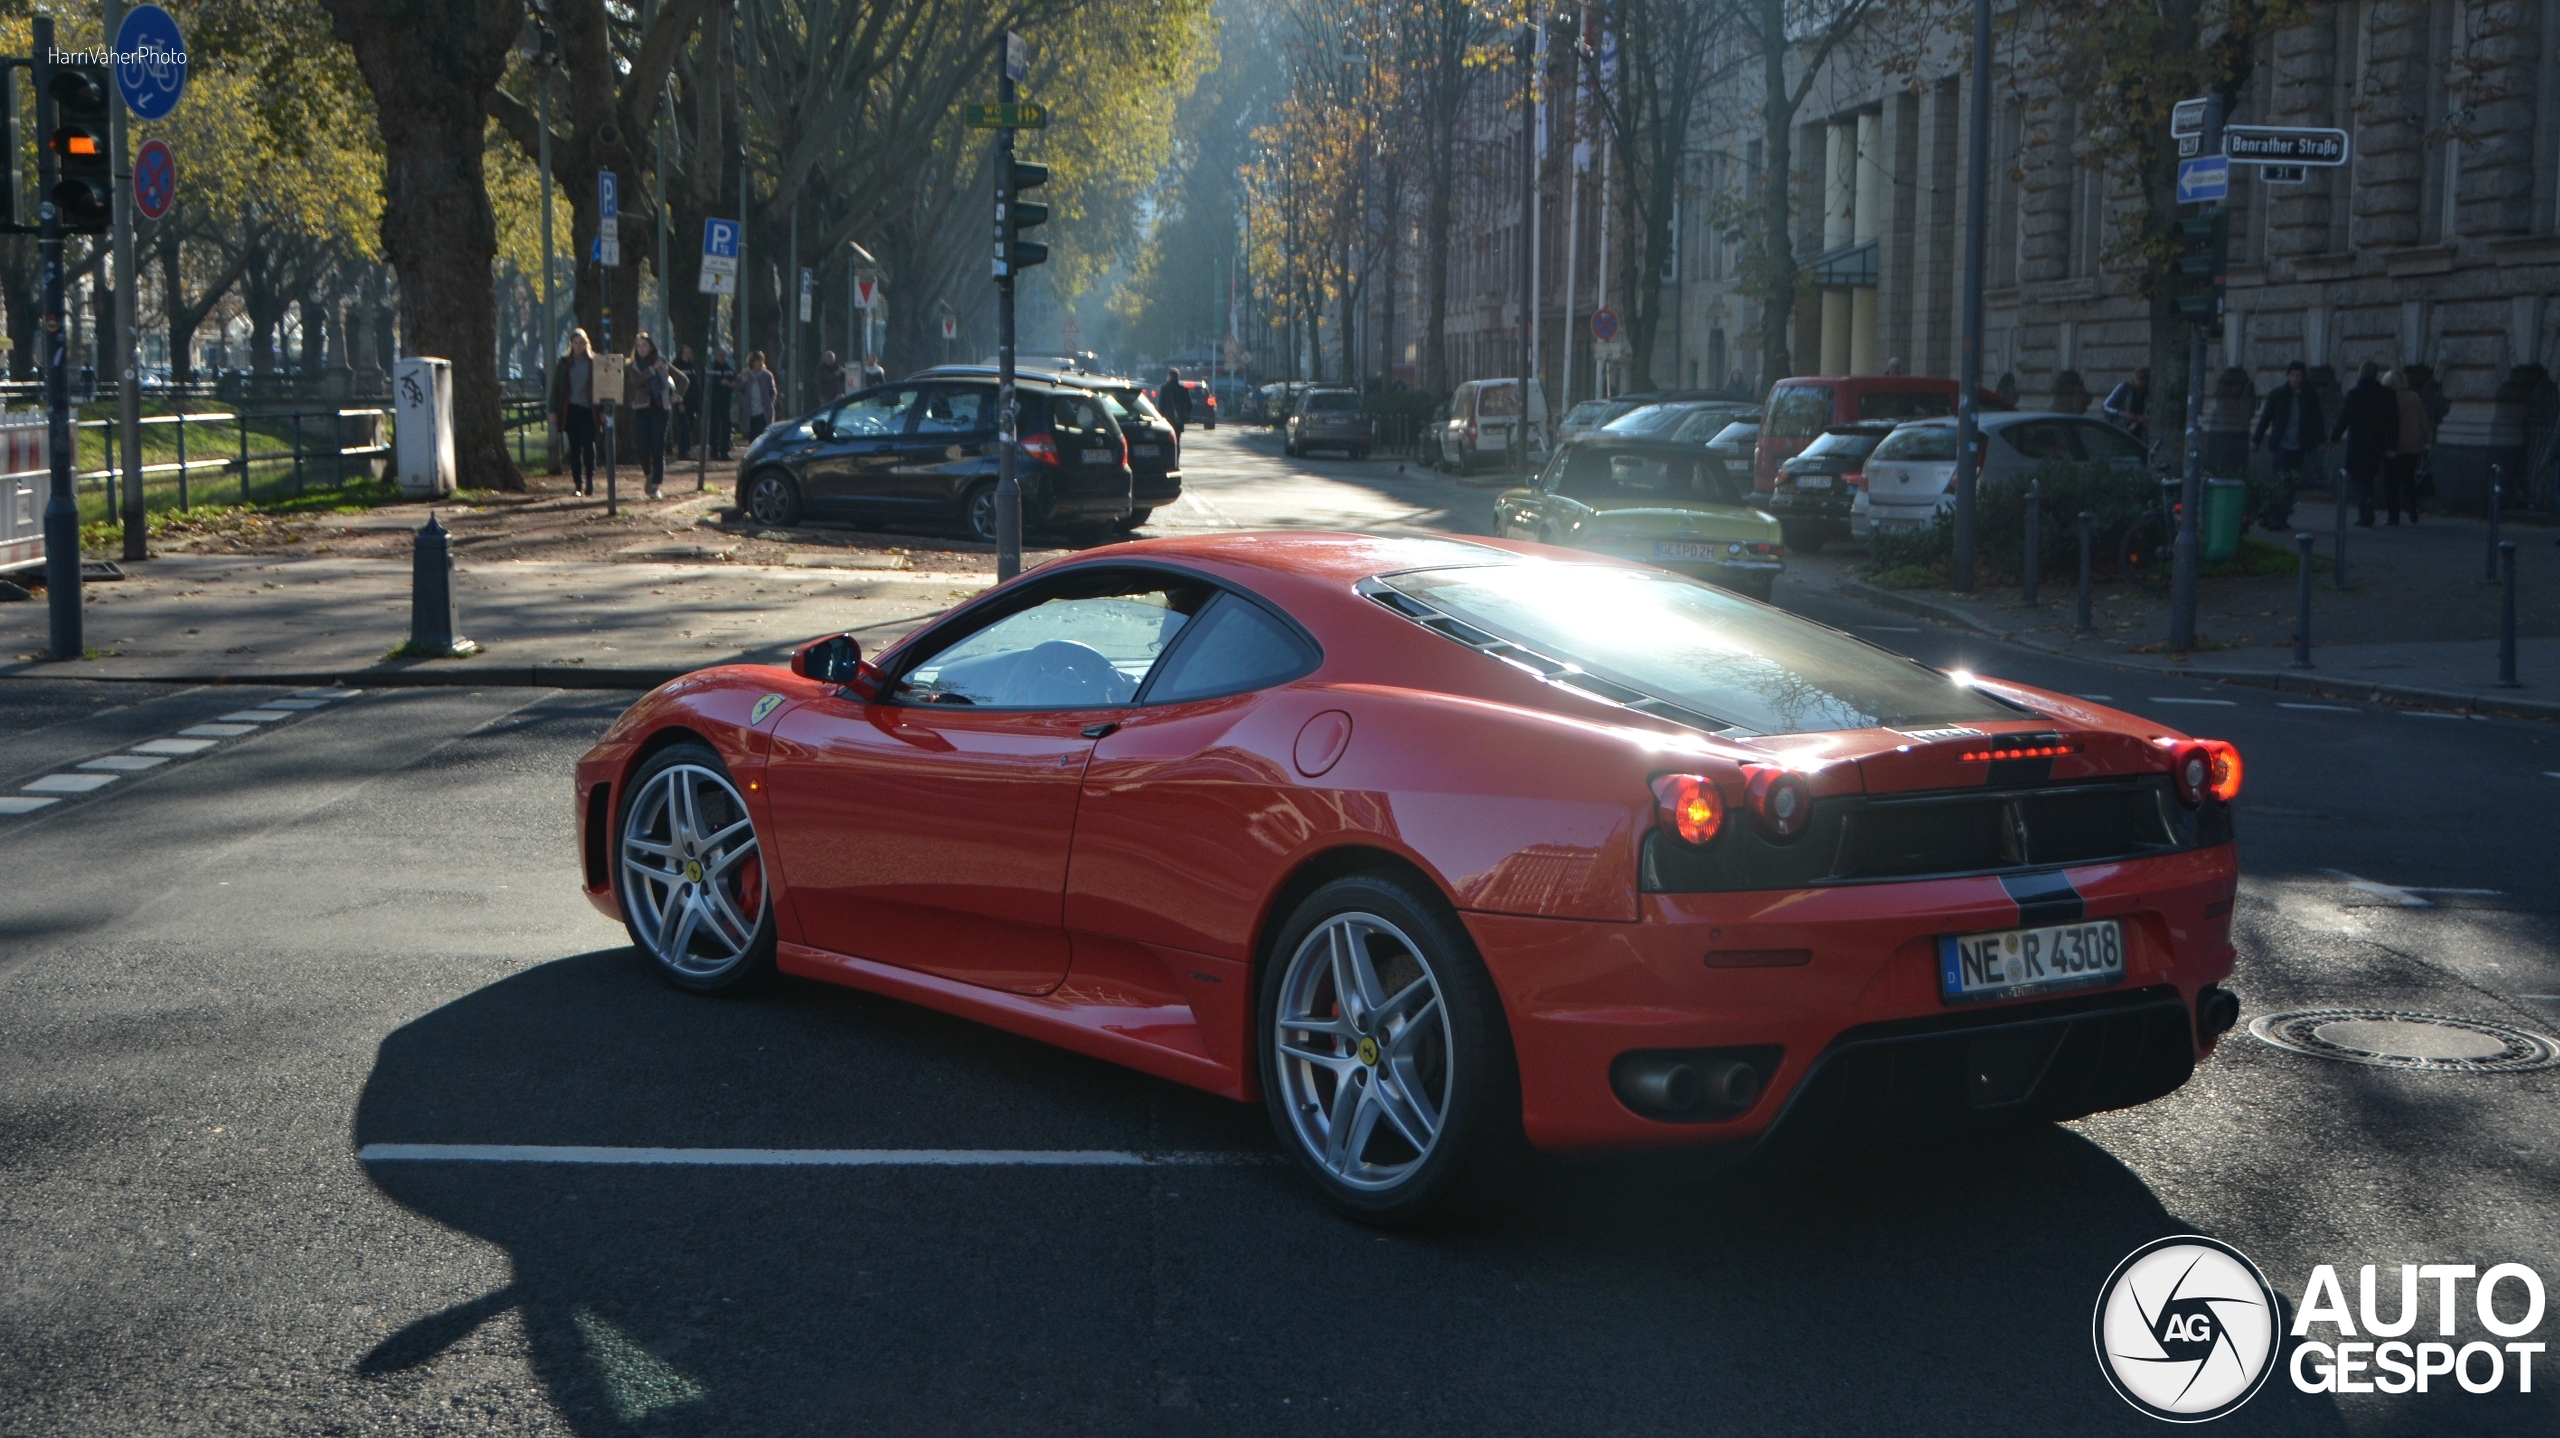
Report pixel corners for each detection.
[790,633,863,684]
[811,417,835,441]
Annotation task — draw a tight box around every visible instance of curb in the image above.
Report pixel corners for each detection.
[1834,578,2559,721]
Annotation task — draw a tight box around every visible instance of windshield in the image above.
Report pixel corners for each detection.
[1379,563,2024,735]
[1096,387,1164,423]
[1858,389,1956,422]
[1602,403,1700,435]
[1564,401,1613,425]
[1549,447,1743,506]
[1306,391,1360,412]
[1476,384,1521,418]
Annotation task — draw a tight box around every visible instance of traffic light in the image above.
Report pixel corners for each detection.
[2170,210,2227,323]
[1002,160,1049,271]
[49,62,111,234]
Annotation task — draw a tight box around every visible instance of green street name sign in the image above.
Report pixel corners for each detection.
[965,102,1049,130]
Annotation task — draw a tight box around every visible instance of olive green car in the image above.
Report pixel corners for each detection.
[1492,437,1785,601]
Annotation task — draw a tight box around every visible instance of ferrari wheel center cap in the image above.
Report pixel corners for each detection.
[1356,1036,1380,1067]
[683,859,704,884]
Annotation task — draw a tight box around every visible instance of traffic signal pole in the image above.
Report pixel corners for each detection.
[993,61,1021,583]
[2169,98,2225,653]
[37,16,79,660]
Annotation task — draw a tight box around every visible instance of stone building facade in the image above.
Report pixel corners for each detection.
[1655,0,2560,509]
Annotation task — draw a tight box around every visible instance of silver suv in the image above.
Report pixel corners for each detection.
[1284,389,1374,459]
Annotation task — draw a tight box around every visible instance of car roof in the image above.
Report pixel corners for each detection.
[1889,409,2089,430]
[907,364,1126,390]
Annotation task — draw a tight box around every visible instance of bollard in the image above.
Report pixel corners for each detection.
[605,406,620,518]
[2484,467,2504,583]
[2332,464,2349,590]
[2290,532,2315,669]
[2497,540,2520,688]
[2022,481,2041,605]
[406,515,477,658]
[2076,510,2094,632]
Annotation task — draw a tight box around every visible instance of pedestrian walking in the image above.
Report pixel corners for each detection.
[707,348,737,460]
[2381,368,2431,526]
[2249,359,2323,530]
[734,351,777,442]
[672,344,700,459]
[2330,360,2398,527]
[819,350,842,401]
[861,354,886,390]
[549,327,599,496]
[1158,365,1192,436]
[2102,367,2150,442]
[627,333,682,499]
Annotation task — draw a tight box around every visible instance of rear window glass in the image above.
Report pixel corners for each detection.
[1549,447,1742,506]
[1381,564,2022,736]
[1045,394,1112,436]
[1306,391,1359,412]
[2001,420,2077,462]
[1564,401,1612,425]
[1871,425,1961,462]
[1704,421,1759,447]
[1765,386,1834,438]
[1857,389,1956,422]
[2075,421,2149,462]
[1794,430,1888,463]
[1476,384,1522,418]
[1602,404,1697,435]
[1097,387,1164,423]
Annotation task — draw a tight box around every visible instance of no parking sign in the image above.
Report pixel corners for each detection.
[133,139,176,220]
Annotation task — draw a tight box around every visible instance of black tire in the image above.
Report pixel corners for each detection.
[963,481,1002,544]
[615,743,777,995]
[744,468,803,528]
[1259,871,1522,1227]
[2119,509,2174,592]
[1730,574,1777,603]
[1780,520,1826,554]
[1116,507,1154,532]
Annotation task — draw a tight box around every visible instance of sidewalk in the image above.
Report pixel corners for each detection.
[1789,497,2560,719]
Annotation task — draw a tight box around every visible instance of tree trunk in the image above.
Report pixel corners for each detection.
[318,0,524,491]
[1757,14,1796,388]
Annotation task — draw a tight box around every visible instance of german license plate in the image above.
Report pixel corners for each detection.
[1938,918,2124,1004]
[1792,475,1834,489]
[1653,540,1728,561]
[1132,444,1159,457]
[1082,448,1114,464]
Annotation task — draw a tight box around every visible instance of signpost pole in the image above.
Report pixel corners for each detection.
[994,34,1025,583]
[2169,97,2224,653]
[108,0,144,563]
[38,17,79,660]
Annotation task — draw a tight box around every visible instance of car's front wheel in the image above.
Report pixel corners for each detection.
[616,743,776,994]
[745,468,803,528]
[1260,872,1520,1226]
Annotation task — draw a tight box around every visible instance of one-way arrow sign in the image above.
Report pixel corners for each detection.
[2223,125,2350,166]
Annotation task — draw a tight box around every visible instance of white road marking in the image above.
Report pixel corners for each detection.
[356,1143,1270,1168]
[2148,697,2238,706]
[2402,711,2468,720]
[2076,694,2114,702]
[0,796,59,815]
[219,710,292,723]
[22,773,116,794]
[1856,625,1923,633]
[78,755,168,772]
[265,697,337,709]
[2277,702,2359,712]
[293,689,360,700]
[177,723,257,738]
[132,738,217,755]
[2322,869,2502,909]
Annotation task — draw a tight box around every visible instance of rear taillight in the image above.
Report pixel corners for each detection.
[1842,470,1866,490]
[2168,740,2239,805]
[1744,542,1782,558]
[1119,431,1129,468]
[1650,774,1725,846]
[1020,433,1061,466]
[1467,420,1479,442]
[1742,766,1813,840]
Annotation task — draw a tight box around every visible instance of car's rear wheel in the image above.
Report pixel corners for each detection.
[1780,519,1827,553]
[1116,506,1154,532]
[745,468,803,528]
[616,743,775,994]
[1260,872,1520,1226]
[962,481,1001,544]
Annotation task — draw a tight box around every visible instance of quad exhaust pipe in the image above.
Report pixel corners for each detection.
[1611,1048,1776,1121]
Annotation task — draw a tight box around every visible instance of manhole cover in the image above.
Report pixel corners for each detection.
[2248,1009,2560,1073]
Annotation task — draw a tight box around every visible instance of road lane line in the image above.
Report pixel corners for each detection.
[356,1143,1272,1168]
[2277,702,2359,712]
[78,755,167,771]
[2147,697,2237,706]
[2401,711,2468,720]
[132,738,217,755]
[219,710,293,723]
[0,796,59,814]
[178,723,258,738]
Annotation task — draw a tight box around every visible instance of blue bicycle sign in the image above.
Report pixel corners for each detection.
[113,5,188,121]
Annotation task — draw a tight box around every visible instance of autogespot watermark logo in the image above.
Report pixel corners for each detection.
[2094,1236,2282,1422]
[2096,1238,2551,1420]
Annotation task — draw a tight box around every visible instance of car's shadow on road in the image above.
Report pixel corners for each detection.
[352,950,2354,1437]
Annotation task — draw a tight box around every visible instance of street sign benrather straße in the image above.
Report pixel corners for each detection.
[2222,125,2350,166]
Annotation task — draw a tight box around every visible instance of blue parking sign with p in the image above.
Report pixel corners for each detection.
[703,219,739,259]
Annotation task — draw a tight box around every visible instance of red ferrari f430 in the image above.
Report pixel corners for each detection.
[574,532,2243,1222]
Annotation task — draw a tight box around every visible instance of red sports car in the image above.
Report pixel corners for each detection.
[574,532,2244,1222]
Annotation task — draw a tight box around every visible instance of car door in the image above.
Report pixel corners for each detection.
[897,383,996,510]
[1495,450,1564,539]
[803,386,921,513]
[763,570,1212,995]
[2069,418,2151,471]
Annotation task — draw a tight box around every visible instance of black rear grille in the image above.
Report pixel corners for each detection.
[1751,987,2197,1161]
[1642,778,2227,892]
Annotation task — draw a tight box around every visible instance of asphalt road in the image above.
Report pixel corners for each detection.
[2,435,2556,1435]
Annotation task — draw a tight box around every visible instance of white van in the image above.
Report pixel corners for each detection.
[1437,378,1550,476]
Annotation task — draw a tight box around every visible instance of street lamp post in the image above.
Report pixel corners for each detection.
[1950,0,1990,590]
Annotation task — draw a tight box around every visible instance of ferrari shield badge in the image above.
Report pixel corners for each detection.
[750,694,784,725]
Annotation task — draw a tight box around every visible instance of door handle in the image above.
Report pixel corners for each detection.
[1080,722,1119,739]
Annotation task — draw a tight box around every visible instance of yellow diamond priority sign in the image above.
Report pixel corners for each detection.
[965,102,1048,130]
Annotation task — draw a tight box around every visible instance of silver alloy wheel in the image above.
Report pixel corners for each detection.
[748,472,795,526]
[1273,911,1454,1191]
[619,762,765,979]
[966,484,1000,543]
